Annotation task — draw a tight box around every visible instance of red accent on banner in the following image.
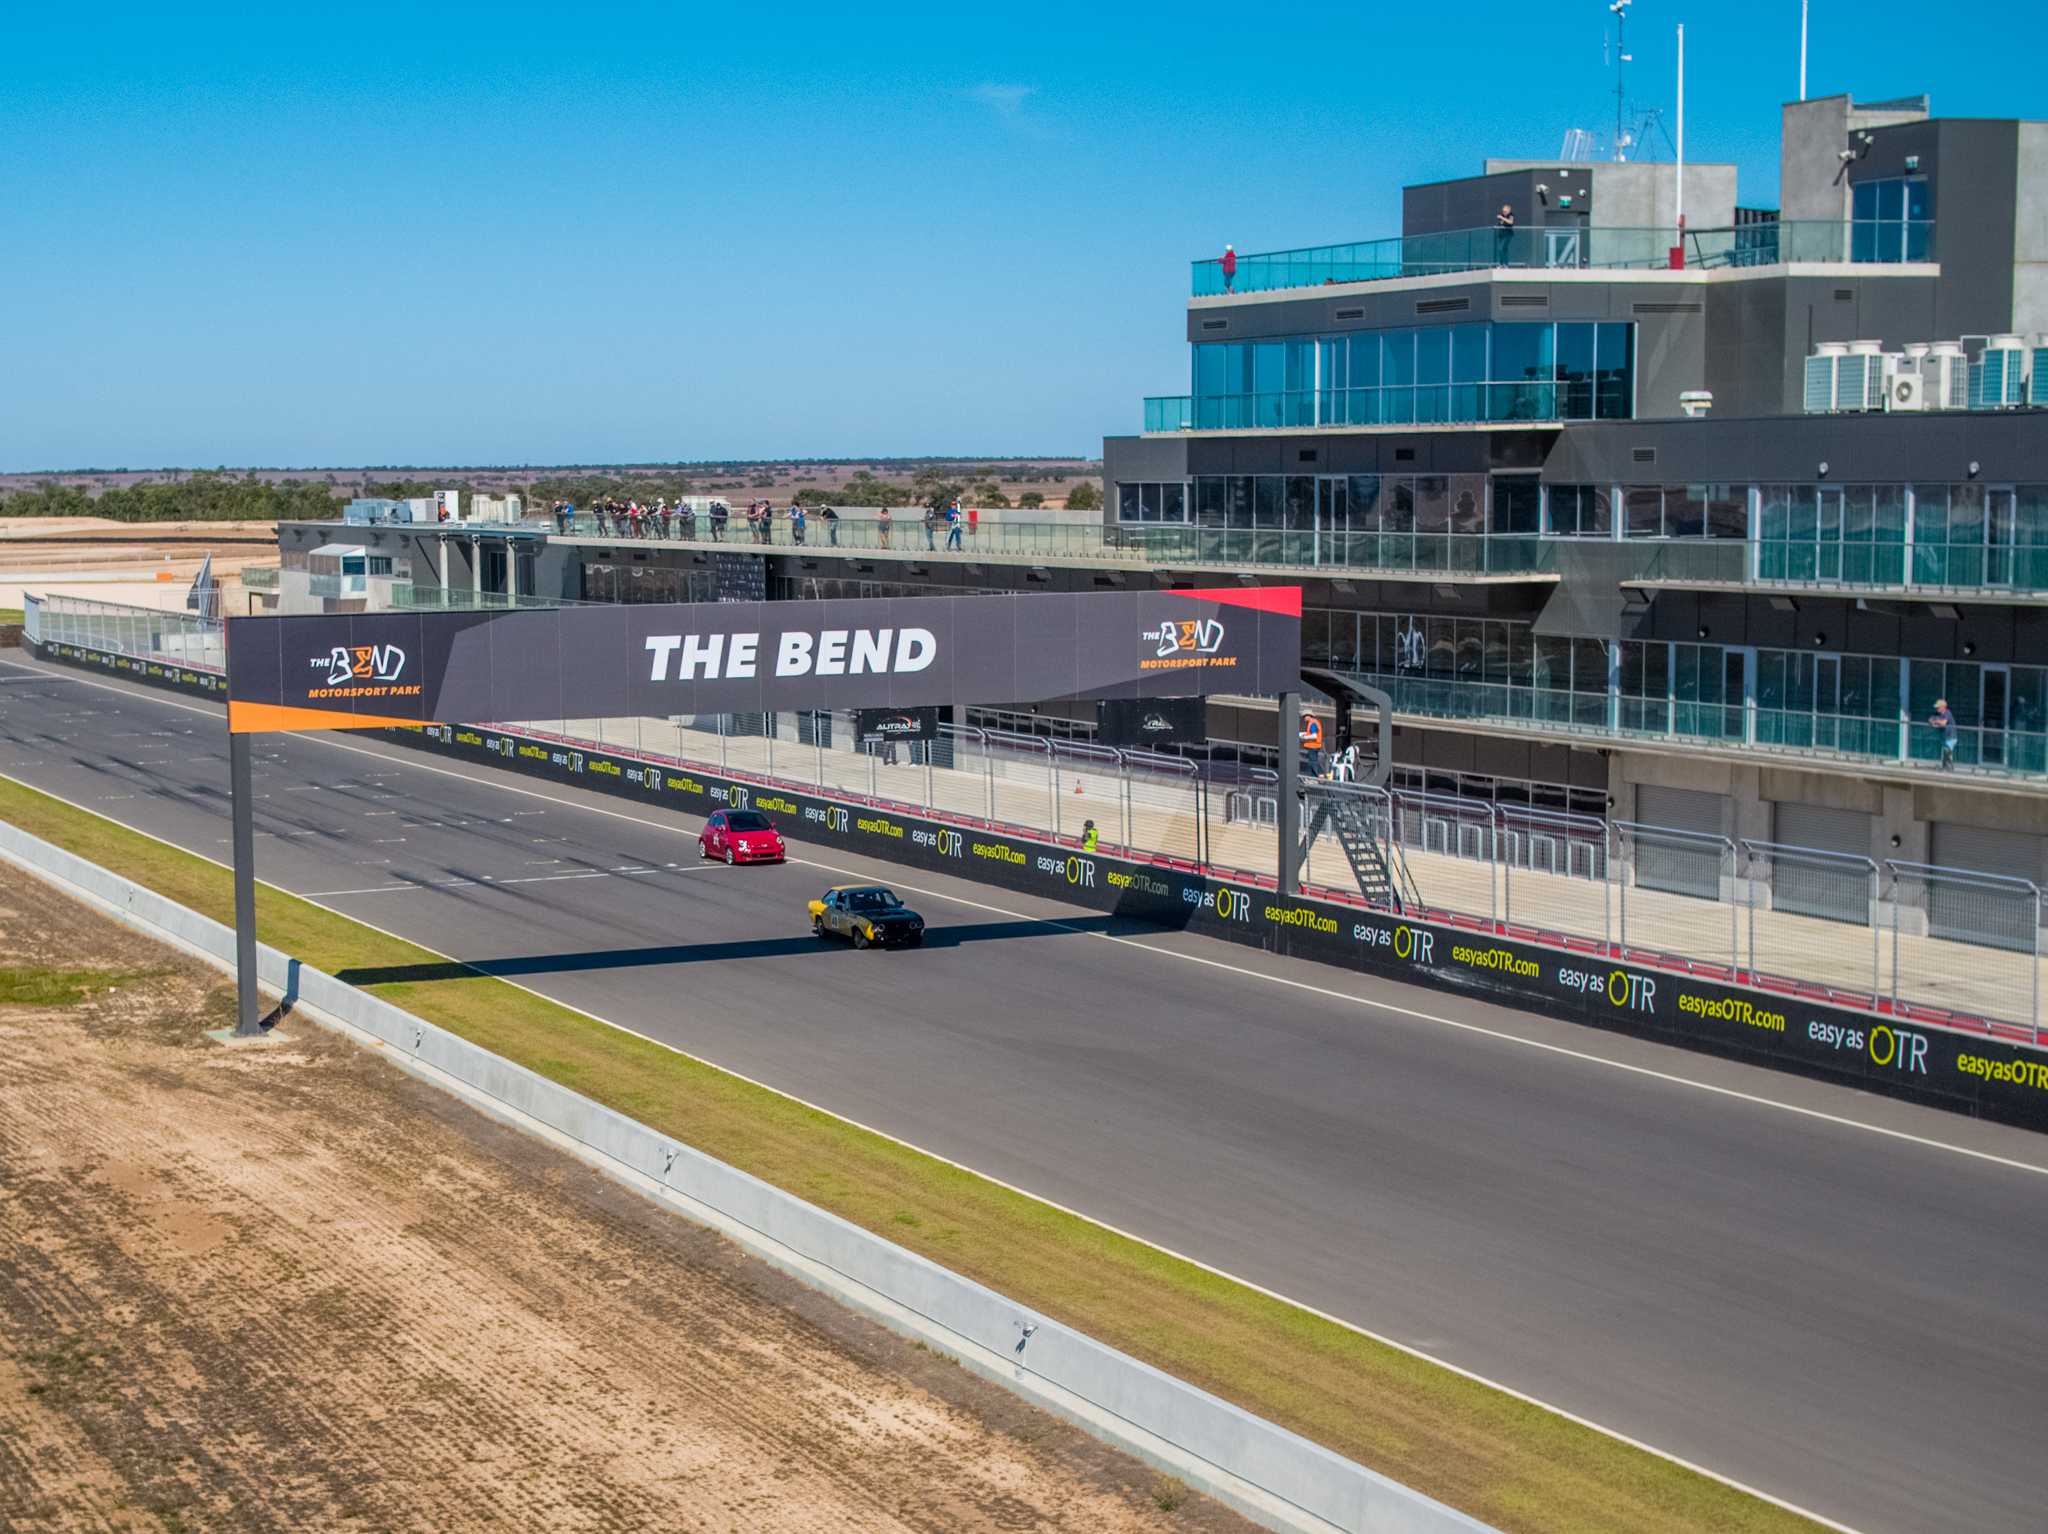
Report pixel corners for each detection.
[1169,585,1303,616]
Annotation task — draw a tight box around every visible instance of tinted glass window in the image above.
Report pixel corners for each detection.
[727,811,771,830]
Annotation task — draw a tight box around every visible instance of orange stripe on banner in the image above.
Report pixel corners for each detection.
[228,702,429,735]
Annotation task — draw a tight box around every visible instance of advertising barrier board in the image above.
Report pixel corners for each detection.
[30,634,2048,1134]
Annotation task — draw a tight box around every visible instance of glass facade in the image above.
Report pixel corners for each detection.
[1117,481,1190,523]
[1306,603,2048,776]
[1752,482,2048,590]
[1189,322,1633,429]
[1850,176,1933,262]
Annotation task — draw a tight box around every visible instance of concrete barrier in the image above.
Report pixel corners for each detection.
[0,815,1497,1534]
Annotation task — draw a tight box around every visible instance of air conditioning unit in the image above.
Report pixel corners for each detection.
[1888,372,1927,411]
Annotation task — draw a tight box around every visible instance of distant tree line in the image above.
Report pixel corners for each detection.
[0,463,1106,521]
[0,474,349,523]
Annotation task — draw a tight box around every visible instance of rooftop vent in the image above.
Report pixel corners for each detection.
[1498,294,1550,308]
[1416,297,1471,316]
[1631,447,1658,464]
[1394,447,1417,463]
[1334,307,1365,320]
[1632,301,1703,315]
[1200,319,1229,331]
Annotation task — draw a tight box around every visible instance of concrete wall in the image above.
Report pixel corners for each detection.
[1411,163,1737,235]
[1606,747,2048,886]
[2015,122,2048,338]
[0,816,1496,1534]
[1855,117,2019,338]
[1781,95,1930,224]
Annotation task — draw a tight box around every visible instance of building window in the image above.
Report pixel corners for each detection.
[1190,321,1634,430]
[1850,175,1931,262]
[1616,484,1746,540]
[1117,481,1190,523]
[1545,484,1612,536]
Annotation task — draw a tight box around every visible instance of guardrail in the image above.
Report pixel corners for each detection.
[0,814,1497,1534]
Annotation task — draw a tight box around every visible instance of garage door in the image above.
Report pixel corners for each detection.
[1928,822,2046,951]
[1633,784,1729,900]
[1771,802,1875,924]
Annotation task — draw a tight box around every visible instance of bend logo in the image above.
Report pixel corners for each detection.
[313,644,405,687]
[1143,618,1225,659]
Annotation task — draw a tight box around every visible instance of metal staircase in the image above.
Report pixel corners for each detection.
[1301,787,1416,912]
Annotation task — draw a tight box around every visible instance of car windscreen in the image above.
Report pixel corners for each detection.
[847,889,901,911]
[726,812,772,831]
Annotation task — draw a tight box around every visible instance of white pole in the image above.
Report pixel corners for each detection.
[1799,0,1808,101]
[1675,23,1686,230]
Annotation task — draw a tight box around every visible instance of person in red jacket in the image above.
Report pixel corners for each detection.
[1221,244,1237,292]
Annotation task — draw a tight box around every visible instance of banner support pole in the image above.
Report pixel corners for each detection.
[229,729,263,1035]
[1277,690,1302,896]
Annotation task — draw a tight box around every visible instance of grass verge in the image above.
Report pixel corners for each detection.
[0,964,160,1006]
[0,771,1825,1533]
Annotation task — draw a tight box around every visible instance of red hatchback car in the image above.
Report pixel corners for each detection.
[698,808,787,865]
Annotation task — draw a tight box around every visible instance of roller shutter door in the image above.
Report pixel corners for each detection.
[1771,802,1874,924]
[1633,784,1728,899]
[1928,822,2046,950]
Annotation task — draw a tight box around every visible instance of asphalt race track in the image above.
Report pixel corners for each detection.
[4,649,2046,1534]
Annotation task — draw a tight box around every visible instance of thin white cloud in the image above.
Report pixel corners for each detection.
[967,82,1035,117]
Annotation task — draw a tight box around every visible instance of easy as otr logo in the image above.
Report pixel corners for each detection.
[317,644,406,687]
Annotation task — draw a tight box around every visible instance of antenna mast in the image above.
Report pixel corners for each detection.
[1609,0,1634,160]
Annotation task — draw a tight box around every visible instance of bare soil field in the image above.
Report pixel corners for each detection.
[0,875,1246,1534]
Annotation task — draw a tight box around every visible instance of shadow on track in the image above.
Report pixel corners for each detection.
[335,914,1155,987]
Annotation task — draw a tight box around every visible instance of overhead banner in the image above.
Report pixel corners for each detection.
[224,587,1302,733]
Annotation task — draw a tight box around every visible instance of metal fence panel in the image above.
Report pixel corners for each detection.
[1888,861,2040,1033]
[1742,841,1879,1002]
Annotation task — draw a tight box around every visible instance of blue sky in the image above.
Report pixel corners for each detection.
[3,1,2041,470]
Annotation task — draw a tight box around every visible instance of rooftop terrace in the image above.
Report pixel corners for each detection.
[1194,219,1933,298]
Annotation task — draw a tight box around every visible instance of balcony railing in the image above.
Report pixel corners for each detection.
[550,511,1553,579]
[238,565,280,591]
[1144,395,1193,432]
[1636,538,2048,595]
[1145,382,1596,432]
[1328,669,2048,781]
[1193,220,1935,297]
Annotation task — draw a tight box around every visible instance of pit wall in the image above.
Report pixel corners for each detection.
[28,637,2048,1133]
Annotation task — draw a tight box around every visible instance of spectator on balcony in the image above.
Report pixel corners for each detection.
[923,503,939,551]
[790,502,806,545]
[1220,244,1237,292]
[1931,699,1958,770]
[820,504,840,545]
[945,499,963,550]
[709,500,728,540]
[876,505,892,548]
[1495,205,1516,265]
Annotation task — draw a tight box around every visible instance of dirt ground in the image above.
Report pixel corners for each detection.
[0,876,1250,1533]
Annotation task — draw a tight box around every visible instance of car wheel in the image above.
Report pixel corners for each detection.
[853,927,869,949]
[725,846,736,865]
[813,917,826,939]
[698,838,710,859]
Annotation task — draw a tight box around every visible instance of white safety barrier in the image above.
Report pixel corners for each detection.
[0,816,1496,1534]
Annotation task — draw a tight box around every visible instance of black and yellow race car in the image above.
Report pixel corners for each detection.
[808,884,926,949]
